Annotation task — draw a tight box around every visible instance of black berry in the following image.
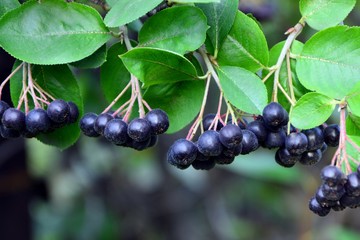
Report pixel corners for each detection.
[219,124,243,149]
[246,120,268,142]
[240,130,259,154]
[26,108,51,134]
[299,149,322,165]
[345,172,360,197]
[275,148,300,168]
[321,166,345,187]
[197,130,223,156]
[145,109,169,135]
[323,124,340,147]
[94,113,114,135]
[47,99,70,123]
[302,127,324,151]
[67,101,79,123]
[2,108,26,131]
[192,159,216,170]
[263,129,286,149]
[79,113,100,137]
[127,118,151,142]
[285,132,308,155]
[167,139,197,167]
[103,119,128,145]
[202,113,223,131]
[0,100,10,119]
[262,102,288,129]
[309,197,331,217]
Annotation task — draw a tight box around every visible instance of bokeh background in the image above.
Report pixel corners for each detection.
[1,0,360,239]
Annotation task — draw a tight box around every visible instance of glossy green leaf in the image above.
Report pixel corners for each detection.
[104,0,162,27]
[174,0,220,3]
[346,114,360,139]
[290,92,336,130]
[217,11,269,72]
[265,40,308,111]
[217,66,267,114]
[120,47,198,87]
[296,26,360,100]
[138,6,207,55]
[0,0,20,17]
[346,82,360,117]
[100,42,131,108]
[70,45,107,69]
[300,0,356,30]
[196,0,238,56]
[10,64,83,149]
[0,0,111,65]
[144,80,205,133]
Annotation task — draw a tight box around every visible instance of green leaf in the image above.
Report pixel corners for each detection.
[290,92,336,130]
[104,0,162,27]
[346,114,360,138]
[346,82,360,117]
[144,80,205,133]
[100,42,131,108]
[70,44,107,69]
[300,0,356,30]
[138,6,207,55]
[0,0,111,65]
[217,66,268,114]
[196,0,238,56]
[296,26,360,100]
[217,11,269,72]
[0,0,20,17]
[120,47,199,87]
[265,40,308,111]
[174,0,220,3]
[10,64,83,149]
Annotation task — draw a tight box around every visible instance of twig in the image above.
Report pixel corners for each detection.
[0,62,24,100]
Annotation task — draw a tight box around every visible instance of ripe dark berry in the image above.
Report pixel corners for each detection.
[219,124,243,148]
[262,102,288,129]
[145,109,169,135]
[339,194,360,208]
[0,124,20,139]
[26,108,51,134]
[214,153,235,165]
[275,148,300,168]
[320,184,345,201]
[223,144,242,158]
[67,101,79,123]
[192,159,215,170]
[148,135,158,148]
[167,139,197,166]
[197,130,223,156]
[246,120,268,142]
[309,197,331,217]
[299,149,322,165]
[127,118,151,142]
[2,108,26,131]
[285,132,308,155]
[240,130,259,154]
[47,99,70,123]
[315,187,338,207]
[323,124,340,147]
[103,119,128,145]
[263,129,286,149]
[129,137,151,151]
[202,113,223,131]
[320,143,328,153]
[302,127,324,151]
[94,113,114,135]
[345,173,360,197]
[79,113,100,137]
[320,166,345,186]
[0,100,9,119]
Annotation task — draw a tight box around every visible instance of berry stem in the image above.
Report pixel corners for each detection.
[32,82,56,101]
[102,81,132,114]
[142,99,152,111]
[262,68,276,83]
[0,62,24,100]
[17,63,29,112]
[286,50,296,102]
[272,23,303,103]
[277,82,295,106]
[27,64,41,108]
[199,47,222,89]
[186,74,211,140]
[113,98,132,117]
[337,104,352,173]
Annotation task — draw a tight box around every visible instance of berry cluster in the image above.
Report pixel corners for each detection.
[80,109,169,151]
[167,102,340,171]
[0,99,79,139]
[309,165,360,216]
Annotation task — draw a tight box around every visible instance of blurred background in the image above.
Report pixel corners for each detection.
[1,0,360,240]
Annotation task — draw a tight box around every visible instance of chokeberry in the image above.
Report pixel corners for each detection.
[246,120,268,142]
[320,166,345,187]
[345,173,360,197]
[223,144,242,158]
[339,194,360,208]
[148,135,158,148]
[2,108,26,131]
[0,124,20,139]
[79,113,100,137]
[299,149,322,165]
[240,130,259,154]
[275,148,300,168]
[202,113,223,131]
[145,109,169,135]
[192,159,215,170]
[167,139,197,166]
[197,130,223,156]
[0,100,9,119]
[309,197,331,217]
[103,119,128,145]
[219,124,243,149]
[47,99,70,123]
[262,102,288,129]
[67,101,79,123]
[320,184,345,201]
[302,127,324,151]
[263,129,286,149]
[323,124,340,147]
[94,113,114,135]
[285,132,308,155]
[26,108,51,134]
[214,153,235,165]
[129,137,151,151]
[315,187,338,207]
[127,118,151,142]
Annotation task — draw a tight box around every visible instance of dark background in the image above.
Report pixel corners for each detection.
[1,0,360,240]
